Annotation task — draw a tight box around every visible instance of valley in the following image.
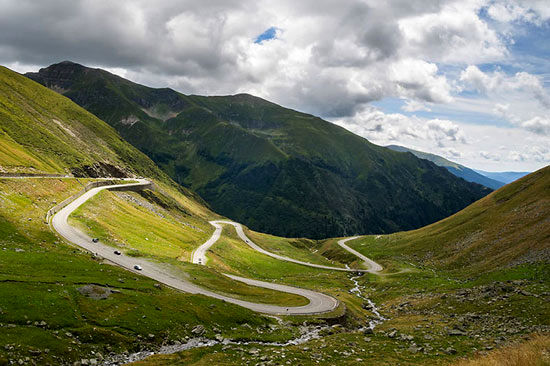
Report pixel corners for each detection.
[54,178,350,315]
[1,168,547,365]
[27,61,491,239]
[0,63,548,366]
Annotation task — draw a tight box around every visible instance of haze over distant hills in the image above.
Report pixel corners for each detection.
[26,61,491,239]
[387,145,513,190]
[474,170,530,185]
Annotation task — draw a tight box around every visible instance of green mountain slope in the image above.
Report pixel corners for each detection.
[1,65,211,214]
[350,165,550,275]
[27,61,491,239]
[387,145,505,190]
[0,67,298,364]
[0,65,165,180]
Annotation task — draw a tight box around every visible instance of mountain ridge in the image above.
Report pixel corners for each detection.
[2,65,158,178]
[26,61,492,239]
[0,65,209,213]
[474,169,530,184]
[0,62,548,366]
[386,144,505,190]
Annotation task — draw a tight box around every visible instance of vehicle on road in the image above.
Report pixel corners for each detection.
[134,265,142,271]
[92,238,99,243]
[114,250,121,255]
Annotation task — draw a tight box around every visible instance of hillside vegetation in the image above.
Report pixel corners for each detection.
[0,64,547,364]
[69,167,549,366]
[0,66,167,179]
[0,68,308,364]
[0,65,211,215]
[27,61,491,239]
[453,334,550,366]
[0,178,295,365]
[347,165,549,276]
[69,189,312,307]
[73,179,547,366]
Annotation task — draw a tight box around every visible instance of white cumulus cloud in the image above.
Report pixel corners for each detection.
[0,0,548,171]
[521,116,550,135]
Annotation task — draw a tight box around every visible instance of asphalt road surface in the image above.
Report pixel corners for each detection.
[193,221,382,273]
[50,180,338,315]
[337,237,383,273]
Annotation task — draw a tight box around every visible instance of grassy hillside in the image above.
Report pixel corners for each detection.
[387,145,505,190]
[0,65,211,214]
[347,165,549,276]
[27,61,491,239]
[0,66,168,179]
[135,168,548,366]
[9,61,547,365]
[0,178,299,365]
[69,170,549,365]
[453,334,550,366]
[0,67,308,363]
[0,84,546,365]
[69,189,311,307]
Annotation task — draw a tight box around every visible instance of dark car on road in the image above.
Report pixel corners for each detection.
[114,250,121,255]
[92,238,99,243]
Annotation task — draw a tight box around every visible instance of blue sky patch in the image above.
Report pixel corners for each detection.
[255,27,279,44]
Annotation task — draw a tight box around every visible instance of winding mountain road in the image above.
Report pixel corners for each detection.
[50,178,382,316]
[193,221,382,273]
[50,179,338,315]
[337,236,383,273]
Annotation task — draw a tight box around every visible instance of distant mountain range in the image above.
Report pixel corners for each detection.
[25,61,491,239]
[386,145,530,189]
[473,170,530,184]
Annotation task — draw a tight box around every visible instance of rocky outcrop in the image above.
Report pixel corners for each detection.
[70,162,128,178]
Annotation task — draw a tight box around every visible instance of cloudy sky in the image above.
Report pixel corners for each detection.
[1,0,549,171]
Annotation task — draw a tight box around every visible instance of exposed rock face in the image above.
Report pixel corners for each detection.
[70,162,128,178]
[26,60,86,91]
[121,115,140,126]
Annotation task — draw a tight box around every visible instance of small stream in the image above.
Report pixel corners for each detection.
[103,323,331,365]
[103,274,386,365]
[349,273,386,330]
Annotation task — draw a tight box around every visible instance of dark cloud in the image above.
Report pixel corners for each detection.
[360,22,402,60]
[0,0,518,120]
[0,0,256,75]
